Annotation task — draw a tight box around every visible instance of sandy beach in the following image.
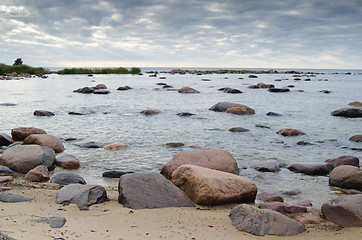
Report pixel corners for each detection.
[0,177,361,240]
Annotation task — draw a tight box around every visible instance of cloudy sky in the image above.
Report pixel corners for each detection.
[1,0,361,69]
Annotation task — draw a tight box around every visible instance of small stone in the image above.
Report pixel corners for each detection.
[33,110,55,116]
[31,217,66,228]
[103,143,128,150]
[229,127,249,132]
[24,165,49,182]
[102,171,133,178]
[0,176,13,183]
[163,142,184,147]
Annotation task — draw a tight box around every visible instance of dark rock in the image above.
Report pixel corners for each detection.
[102,171,133,178]
[259,202,307,214]
[176,112,195,117]
[118,172,194,209]
[0,193,32,203]
[297,141,313,145]
[321,195,362,227]
[117,86,132,91]
[268,88,290,92]
[331,108,362,118]
[24,165,49,182]
[57,184,107,210]
[172,164,257,206]
[50,173,86,186]
[209,102,248,112]
[226,106,255,115]
[64,137,77,141]
[277,128,305,136]
[95,84,107,89]
[0,166,14,176]
[30,217,66,228]
[247,85,260,89]
[73,87,94,93]
[257,83,274,88]
[248,75,258,78]
[342,189,362,195]
[74,141,100,148]
[68,112,86,115]
[325,155,359,167]
[218,87,242,94]
[229,204,305,236]
[287,162,334,175]
[349,135,362,142]
[11,127,47,141]
[163,142,184,147]
[256,192,284,202]
[33,110,55,117]
[266,112,282,116]
[320,90,331,94]
[0,103,16,106]
[160,148,239,179]
[178,86,200,94]
[229,127,249,132]
[0,133,13,147]
[93,89,110,94]
[329,165,362,191]
[140,109,161,115]
[55,153,80,170]
[22,134,65,153]
[255,124,270,129]
[249,160,280,172]
[0,145,55,174]
[281,189,301,196]
[297,200,313,207]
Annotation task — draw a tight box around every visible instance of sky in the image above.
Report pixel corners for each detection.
[1,0,362,69]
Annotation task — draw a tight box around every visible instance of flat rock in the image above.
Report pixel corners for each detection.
[57,184,107,210]
[178,86,200,93]
[295,212,323,224]
[55,153,80,169]
[0,193,32,203]
[321,194,362,227]
[0,176,13,183]
[259,202,307,214]
[160,148,239,179]
[229,127,249,132]
[277,128,305,136]
[23,134,65,153]
[163,142,184,147]
[102,171,133,178]
[50,173,86,186]
[229,204,305,236]
[33,110,55,116]
[93,89,110,94]
[172,165,257,206]
[226,106,255,115]
[0,166,14,176]
[331,108,362,118]
[256,192,284,202]
[74,141,100,148]
[176,112,195,117]
[348,101,362,107]
[329,165,362,191]
[249,160,280,172]
[209,102,248,112]
[0,145,55,174]
[30,217,66,228]
[73,87,94,93]
[325,155,359,167]
[349,135,362,142]
[140,109,161,115]
[24,165,49,182]
[268,88,290,92]
[287,162,334,175]
[11,127,47,141]
[103,142,128,150]
[0,133,14,147]
[118,172,194,209]
[266,112,282,116]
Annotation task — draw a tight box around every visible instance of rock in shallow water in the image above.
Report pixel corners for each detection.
[249,160,280,172]
[329,165,362,191]
[287,162,334,175]
[0,133,14,147]
[331,108,362,118]
[50,173,86,186]
[325,155,359,167]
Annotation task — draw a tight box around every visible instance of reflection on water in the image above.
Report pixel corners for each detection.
[1,71,361,207]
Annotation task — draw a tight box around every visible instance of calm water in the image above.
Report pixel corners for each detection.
[1,70,361,207]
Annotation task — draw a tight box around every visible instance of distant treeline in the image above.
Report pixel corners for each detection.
[0,63,48,75]
[57,67,141,74]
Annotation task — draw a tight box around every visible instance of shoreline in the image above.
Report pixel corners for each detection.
[1,177,361,240]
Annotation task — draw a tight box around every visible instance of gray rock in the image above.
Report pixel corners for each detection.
[229,127,249,132]
[0,145,55,174]
[325,155,359,167]
[50,173,86,186]
[118,172,194,209]
[178,86,200,93]
[321,195,362,227]
[249,160,280,172]
[329,165,362,191]
[0,193,32,203]
[74,141,100,148]
[57,184,107,210]
[229,204,305,236]
[30,217,66,228]
[209,102,248,112]
[0,166,14,176]
[287,162,334,175]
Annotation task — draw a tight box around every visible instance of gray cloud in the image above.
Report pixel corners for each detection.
[0,0,361,68]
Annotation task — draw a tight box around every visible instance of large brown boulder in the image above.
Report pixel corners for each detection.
[226,106,255,115]
[160,148,239,179]
[331,108,362,118]
[118,172,194,209]
[321,195,362,227]
[329,165,362,191]
[325,155,359,167]
[0,145,55,174]
[178,86,200,93]
[287,162,334,175]
[0,133,13,147]
[172,165,257,205]
[23,134,65,153]
[229,204,306,236]
[209,102,248,112]
[24,165,49,182]
[11,127,47,141]
[55,153,80,169]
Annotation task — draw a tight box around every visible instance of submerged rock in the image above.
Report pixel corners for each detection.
[277,128,305,136]
[209,102,248,112]
[178,86,200,93]
[33,110,55,116]
[102,171,133,178]
[287,162,334,175]
[226,106,255,115]
[140,109,161,115]
[249,160,280,172]
[325,155,359,167]
[331,108,362,118]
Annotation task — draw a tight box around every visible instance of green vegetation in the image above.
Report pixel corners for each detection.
[0,63,48,75]
[58,67,141,74]
[13,58,23,66]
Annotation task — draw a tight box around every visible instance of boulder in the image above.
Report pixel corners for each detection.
[295,212,323,224]
[256,192,284,202]
[73,87,94,93]
[277,128,305,136]
[259,202,307,214]
[329,165,362,191]
[249,160,280,172]
[348,101,362,107]
[0,145,55,174]
[229,204,305,236]
[226,106,255,115]
[0,133,13,147]
[24,165,49,182]
[0,193,32,203]
[287,162,334,175]
[325,155,359,167]
[33,110,55,116]
[50,173,86,186]
[209,102,248,112]
[172,165,257,206]
[257,82,274,88]
[56,184,107,210]
[95,84,107,89]
[321,195,362,227]
[93,89,110,94]
[55,153,80,169]
[11,127,47,141]
[160,148,239,179]
[218,87,242,94]
[23,134,65,153]
[140,109,161,115]
[118,172,194,209]
[229,127,249,132]
[74,141,100,148]
[349,135,362,142]
[331,108,362,118]
[117,86,132,91]
[103,142,128,150]
[102,171,133,178]
[268,88,290,92]
[178,86,200,94]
